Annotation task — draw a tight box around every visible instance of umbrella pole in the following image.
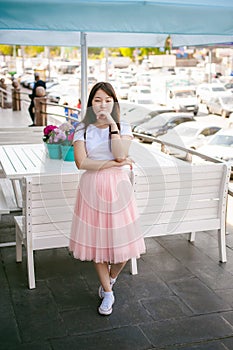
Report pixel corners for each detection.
[81,32,88,118]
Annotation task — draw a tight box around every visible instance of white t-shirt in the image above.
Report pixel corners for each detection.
[73,120,133,160]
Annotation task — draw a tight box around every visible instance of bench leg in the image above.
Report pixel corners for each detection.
[189,231,196,242]
[130,257,138,275]
[15,225,22,262]
[27,249,36,289]
[218,228,227,263]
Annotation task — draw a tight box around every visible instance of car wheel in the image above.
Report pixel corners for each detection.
[206,107,210,114]
[193,110,198,116]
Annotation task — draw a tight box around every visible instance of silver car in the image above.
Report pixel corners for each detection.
[206,95,233,118]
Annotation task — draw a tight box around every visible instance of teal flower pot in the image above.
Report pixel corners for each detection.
[61,145,74,162]
[46,143,61,159]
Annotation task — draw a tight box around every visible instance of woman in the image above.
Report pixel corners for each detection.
[69,82,145,316]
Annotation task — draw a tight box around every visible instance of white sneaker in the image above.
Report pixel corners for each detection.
[98,277,117,299]
[98,291,115,315]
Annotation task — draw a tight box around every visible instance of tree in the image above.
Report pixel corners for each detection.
[24,46,44,57]
[0,45,14,56]
[164,35,172,54]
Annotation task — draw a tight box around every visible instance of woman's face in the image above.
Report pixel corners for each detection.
[92,89,114,117]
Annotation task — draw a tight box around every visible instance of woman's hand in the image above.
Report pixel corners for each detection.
[96,110,115,126]
[115,157,135,170]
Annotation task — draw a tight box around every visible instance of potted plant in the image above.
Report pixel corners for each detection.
[59,122,75,161]
[43,124,66,159]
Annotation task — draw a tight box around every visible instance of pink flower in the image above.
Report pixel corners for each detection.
[43,125,57,136]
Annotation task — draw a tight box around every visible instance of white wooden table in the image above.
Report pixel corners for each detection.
[0,143,78,180]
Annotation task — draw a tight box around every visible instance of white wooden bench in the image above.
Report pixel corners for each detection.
[15,162,231,289]
[130,162,231,274]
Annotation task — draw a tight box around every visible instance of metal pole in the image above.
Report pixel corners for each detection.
[47,46,51,80]
[81,32,88,118]
[209,49,212,84]
[21,46,25,74]
[105,48,109,81]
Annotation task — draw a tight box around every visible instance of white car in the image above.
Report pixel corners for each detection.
[197,128,233,175]
[115,72,136,86]
[167,87,199,116]
[157,120,224,158]
[115,82,130,100]
[196,83,228,104]
[128,85,154,105]
[206,95,233,118]
[119,101,153,130]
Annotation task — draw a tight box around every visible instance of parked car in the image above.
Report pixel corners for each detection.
[128,85,154,105]
[206,95,233,118]
[157,120,223,158]
[196,83,228,103]
[115,83,130,100]
[136,72,151,86]
[119,102,153,131]
[115,72,136,86]
[166,87,199,116]
[134,112,195,142]
[224,82,233,92]
[120,102,173,131]
[196,128,233,176]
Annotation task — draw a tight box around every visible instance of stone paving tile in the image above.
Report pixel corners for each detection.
[141,249,195,283]
[1,342,52,350]
[50,325,151,350]
[222,337,233,349]
[139,314,233,348]
[119,270,173,300]
[156,235,217,265]
[9,282,68,343]
[184,261,233,291]
[108,299,154,327]
[35,248,82,280]
[176,340,231,350]
[61,306,112,335]
[141,295,193,321]
[169,277,232,314]
[47,275,97,311]
[215,289,233,308]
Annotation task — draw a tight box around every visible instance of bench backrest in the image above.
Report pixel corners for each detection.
[22,162,230,250]
[22,173,81,250]
[133,162,230,237]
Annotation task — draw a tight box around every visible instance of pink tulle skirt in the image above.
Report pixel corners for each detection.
[69,167,145,263]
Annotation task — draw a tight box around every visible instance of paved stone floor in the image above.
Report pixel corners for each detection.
[1,203,233,350]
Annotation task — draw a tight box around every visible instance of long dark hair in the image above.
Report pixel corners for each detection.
[81,82,121,130]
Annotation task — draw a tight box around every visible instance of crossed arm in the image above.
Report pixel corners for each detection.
[73,135,133,171]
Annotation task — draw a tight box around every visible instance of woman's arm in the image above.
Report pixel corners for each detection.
[96,111,132,162]
[73,140,133,171]
[110,123,132,162]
